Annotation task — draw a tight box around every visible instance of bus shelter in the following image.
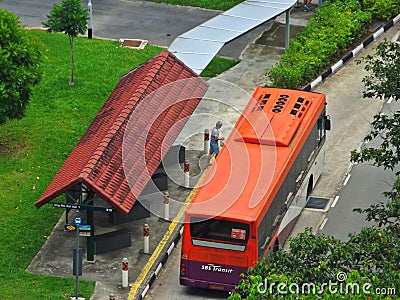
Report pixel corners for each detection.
[35,50,208,261]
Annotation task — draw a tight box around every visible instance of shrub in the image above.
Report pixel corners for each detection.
[269,0,390,89]
[361,0,400,20]
[0,9,43,124]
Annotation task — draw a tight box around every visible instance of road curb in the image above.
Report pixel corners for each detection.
[132,167,209,300]
[136,226,184,300]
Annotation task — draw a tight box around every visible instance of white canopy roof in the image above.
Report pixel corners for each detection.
[168,0,297,74]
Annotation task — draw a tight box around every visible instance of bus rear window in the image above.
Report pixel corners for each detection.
[190,217,250,245]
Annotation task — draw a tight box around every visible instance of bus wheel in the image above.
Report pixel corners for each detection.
[273,239,279,252]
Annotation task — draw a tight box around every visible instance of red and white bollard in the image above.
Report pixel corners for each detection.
[184,160,190,188]
[122,258,128,288]
[163,191,170,220]
[204,129,210,154]
[109,294,116,300]
[143,224,150,254]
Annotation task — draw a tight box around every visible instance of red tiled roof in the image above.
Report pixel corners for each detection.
[35,50,208,214]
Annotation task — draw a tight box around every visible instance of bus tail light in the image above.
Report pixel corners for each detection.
[181,253,188,275]
[181,263,186,275]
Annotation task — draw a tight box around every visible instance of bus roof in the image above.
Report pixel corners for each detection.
[186,87,326,223]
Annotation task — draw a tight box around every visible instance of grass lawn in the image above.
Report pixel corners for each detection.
[0,30,236,299]
[143,0,242,11]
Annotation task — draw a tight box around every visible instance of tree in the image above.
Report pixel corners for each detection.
[0,9,43,125]
[351,41,400,172]
[228,226,400,299]
[42,0,89,86]
[360,40,400,102]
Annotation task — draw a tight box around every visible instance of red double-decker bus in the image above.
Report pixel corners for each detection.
[180,87,330,291]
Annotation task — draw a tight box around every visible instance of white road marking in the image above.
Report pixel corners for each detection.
[319,217,328,230]
[331,195,340,208]
[343,174,351,186]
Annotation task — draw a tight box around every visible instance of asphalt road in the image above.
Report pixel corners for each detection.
[0,0,273,59]
[319,95,400,240]
[319,164,396,240]
[0,0,217,46]
[146,244,229,300]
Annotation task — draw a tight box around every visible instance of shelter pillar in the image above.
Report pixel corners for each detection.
[285,10,290,48]
[86,198,95,261]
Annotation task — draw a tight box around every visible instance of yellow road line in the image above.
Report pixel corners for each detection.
[128,168,208,300]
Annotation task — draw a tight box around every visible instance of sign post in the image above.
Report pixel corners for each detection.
[73,216,82,300]
[79,225,91,237]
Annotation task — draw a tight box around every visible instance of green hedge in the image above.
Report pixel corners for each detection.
[269,0,400,89]
[361,0,400,20]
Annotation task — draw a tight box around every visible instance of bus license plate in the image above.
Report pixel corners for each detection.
[209,284,225,290]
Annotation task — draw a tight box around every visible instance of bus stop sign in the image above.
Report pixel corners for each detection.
[74,216,82,225]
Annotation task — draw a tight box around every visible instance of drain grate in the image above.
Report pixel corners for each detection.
[305,197,330,210]
[119,39,148,50]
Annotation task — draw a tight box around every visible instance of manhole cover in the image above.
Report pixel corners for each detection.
[305,197,330,210]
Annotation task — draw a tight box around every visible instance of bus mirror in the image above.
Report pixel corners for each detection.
[324,115,331,131]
